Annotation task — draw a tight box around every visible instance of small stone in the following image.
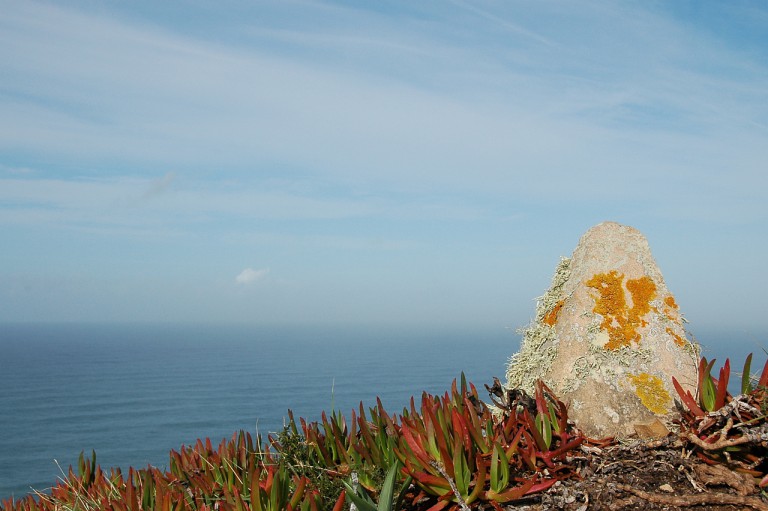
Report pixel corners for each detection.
[659,483,674,493]
[634,418,670,439]
[505,222,700,438]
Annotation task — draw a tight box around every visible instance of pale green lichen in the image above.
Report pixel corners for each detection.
[535,257,571,325]
[505,324,558,394]
[505,257,571,394]
[654,296,700,360]
[679,327,702,360]
[561,343,654,393]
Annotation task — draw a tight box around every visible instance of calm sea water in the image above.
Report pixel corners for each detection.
[1,323,764,501]
[0,323,516,500]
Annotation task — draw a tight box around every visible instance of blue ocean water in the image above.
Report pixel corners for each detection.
[0,323,764,502]
[0,323,515,500]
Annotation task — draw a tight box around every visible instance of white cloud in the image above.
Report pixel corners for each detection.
[0,164,34,175]
[235,267,269,285]
[1,0,764,208]
[143,172,176,199]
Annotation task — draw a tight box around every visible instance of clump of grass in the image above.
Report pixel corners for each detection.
[270,417,348,511]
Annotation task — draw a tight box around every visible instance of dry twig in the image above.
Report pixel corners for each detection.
[429,461,471,511]
[616,483,768,510]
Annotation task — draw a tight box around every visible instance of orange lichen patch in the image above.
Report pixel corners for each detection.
[666,327,687,347]
[664,296,679,309]
[625,277,656,317]
[543,299,565,326]
[627,373,671,415]
[585,271,657,350]
[662,294,681,323]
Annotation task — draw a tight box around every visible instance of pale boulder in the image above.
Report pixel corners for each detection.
[505,222,699,438]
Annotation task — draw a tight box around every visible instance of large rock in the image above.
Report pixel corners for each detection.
[505,222,700,438]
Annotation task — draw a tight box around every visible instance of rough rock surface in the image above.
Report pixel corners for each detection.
[505,221,700,438]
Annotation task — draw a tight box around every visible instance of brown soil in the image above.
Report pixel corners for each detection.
[502,439,768,511]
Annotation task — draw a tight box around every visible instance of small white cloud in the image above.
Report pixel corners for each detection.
[143,171,176,198]
[1,164,34,175]
[235,267,269,284]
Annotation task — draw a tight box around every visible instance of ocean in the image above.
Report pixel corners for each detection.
[0,322,764,501]
[0,322,515,500]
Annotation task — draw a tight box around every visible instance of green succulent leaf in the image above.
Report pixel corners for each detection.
[700,358,717,412]
[534,413,552,450]
[490,443,510,493]
[342,485,377,511]
[742,353,754,395]
[453,443,470,497]
[377,463,400,511]
[342,463,402,511]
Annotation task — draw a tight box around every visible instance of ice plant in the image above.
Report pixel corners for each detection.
[2,374,592,511]
[342,463,409,511]
[392,377,585,510]
[673,354,768,482]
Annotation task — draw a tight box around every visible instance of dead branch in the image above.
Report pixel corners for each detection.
[685,432,754,451]
[694,464,755,496]
[616,483,768,510]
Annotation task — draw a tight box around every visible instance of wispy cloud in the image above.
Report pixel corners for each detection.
[447,0,556,47]
[0,0,765,227]
[0,174,496,232]
[142,172,176,199]
[1,0,766,327]
[0,164,35,175]
[235,268,269,285]
[2,0,764,206]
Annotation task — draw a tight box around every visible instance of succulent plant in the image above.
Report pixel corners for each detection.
[673,354,768,486]
[1,374,592,511]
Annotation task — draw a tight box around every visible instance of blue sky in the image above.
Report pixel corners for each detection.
[1,0,766,334]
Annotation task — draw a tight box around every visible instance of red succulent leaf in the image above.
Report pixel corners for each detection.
[521,410,547,453]
[672,376,705,417]
[409,396,418,417]
[424,500,451,511]
[534,382,548,417]
[332,489,346,511]
[425,404,453,474]
[715,359,730,409]
[409,471,452,491]
[486,477,535,503]
[465,453,487,505]
[545,436,584,461]
[526,477,558,495]
[505,428,525,460]
[401,422,431,468]
[289,476,307,509]
[451,408,472,454]
[463,397,488,451]
[695,451,719,465]
[759,358,768,388]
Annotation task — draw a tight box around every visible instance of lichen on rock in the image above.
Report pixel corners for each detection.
[505,257,571,394]
[585,271,658,350]
[626,372,672,415]
[503,222,700,438]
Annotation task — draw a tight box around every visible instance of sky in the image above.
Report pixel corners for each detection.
[1,0,767,336]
